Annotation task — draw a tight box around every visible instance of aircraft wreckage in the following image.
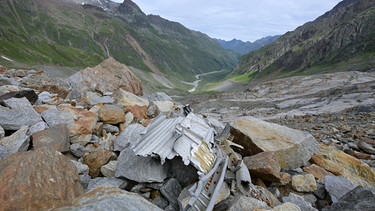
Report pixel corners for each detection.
[130,106,257,211]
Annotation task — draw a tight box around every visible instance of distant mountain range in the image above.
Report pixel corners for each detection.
[0,0,238,86]
[233,0,375,80]
[215,36,280,55]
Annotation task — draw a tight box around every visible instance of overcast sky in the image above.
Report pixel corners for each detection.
[113,0,342,42]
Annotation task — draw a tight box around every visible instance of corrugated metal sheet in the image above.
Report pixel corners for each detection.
[132,113,217,174]
[132,114,184,164]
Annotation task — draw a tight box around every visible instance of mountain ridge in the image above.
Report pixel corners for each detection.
[215,35,280,55]
[233,0,375,80]
[0,0,238,89]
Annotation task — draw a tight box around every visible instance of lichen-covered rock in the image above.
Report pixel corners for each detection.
[311,144,375,187]
[292,174,317,192]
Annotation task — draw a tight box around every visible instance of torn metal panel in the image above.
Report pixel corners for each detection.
[132,114,184,164]
[179,113,212,141]
[133,113,217,174]
[174,115,216,174]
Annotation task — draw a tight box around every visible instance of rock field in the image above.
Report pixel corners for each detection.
[1,59,375,210]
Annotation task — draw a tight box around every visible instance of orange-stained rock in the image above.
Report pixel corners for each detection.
[125,105,149,122]
[302,164,334,180]
[0,147,84,210]
[68,57,143,100]
[83,148,114,177]
[58,105,98,145]
[98,104,125,124]
[33,104,56,114]
[244,151,281,182]
[310,144,375,187]
[344,148,373,160]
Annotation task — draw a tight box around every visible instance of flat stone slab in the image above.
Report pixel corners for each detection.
[230,116,319,169]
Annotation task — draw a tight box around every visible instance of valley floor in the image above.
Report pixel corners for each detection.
[180,71,375,168]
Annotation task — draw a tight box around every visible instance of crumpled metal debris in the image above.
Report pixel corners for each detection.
[130,106,254,211]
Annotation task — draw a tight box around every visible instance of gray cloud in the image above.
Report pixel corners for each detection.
[114,0,342,41]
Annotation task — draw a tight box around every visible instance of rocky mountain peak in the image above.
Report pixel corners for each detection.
[116,0,147,24]
[63,0,120,11]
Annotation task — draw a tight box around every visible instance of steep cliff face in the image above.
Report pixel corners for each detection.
[234,0,375,78]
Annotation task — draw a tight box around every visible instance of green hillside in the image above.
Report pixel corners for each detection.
[0,0,238,83]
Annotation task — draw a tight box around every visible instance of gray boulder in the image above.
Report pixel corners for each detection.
[0,97,43,130]
[101,160,117,177]
[282,193,318,211]
[0,126,4,139]
[102,124,119,134]
[71,160,91,188]
[148,92,172,102]
[160,178,181,210]
[70,143,87,158]
[3,97,42,124]
[57,186,162,211]
[32,124,70,152]
[29,122,49,135]
[71,160,90,175]
[0,146,9,160]
[114,124,144,151]
[324,176,357,203]
[322,186,375,211]
[41,108,75,126]
[0,105,26,130]
[84,91,114,106]
[86,177,125,192]
[115,148,169,183]
[227,195,269,211]
[0,126,30,159]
